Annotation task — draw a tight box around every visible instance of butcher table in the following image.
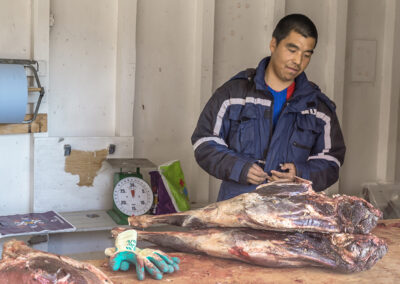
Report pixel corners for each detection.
[87,219,400,283]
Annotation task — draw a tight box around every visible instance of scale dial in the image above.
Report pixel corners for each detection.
[113,176,153,216]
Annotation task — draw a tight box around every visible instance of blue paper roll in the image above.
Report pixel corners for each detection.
[0,64,28,123]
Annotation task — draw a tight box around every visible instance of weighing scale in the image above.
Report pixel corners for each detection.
[106,158,157,225]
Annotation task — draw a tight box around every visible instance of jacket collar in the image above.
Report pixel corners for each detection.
[254,57,327,111]
[231,57,336,112]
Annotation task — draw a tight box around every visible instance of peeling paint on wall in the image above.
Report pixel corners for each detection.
[64,149,108,186]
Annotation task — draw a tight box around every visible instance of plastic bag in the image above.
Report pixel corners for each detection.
[150,160,190,214]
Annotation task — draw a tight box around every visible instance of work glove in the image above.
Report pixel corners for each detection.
[105,229,180,280]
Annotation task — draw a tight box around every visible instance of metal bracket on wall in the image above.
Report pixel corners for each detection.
[63,144,116,156]
[108,144,116,154]
[0,58,45,124]
[64,144,71,156]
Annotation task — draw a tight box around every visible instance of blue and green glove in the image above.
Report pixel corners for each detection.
[105,229,180,280]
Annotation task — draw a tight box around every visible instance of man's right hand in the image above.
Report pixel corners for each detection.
[246,163,269,185]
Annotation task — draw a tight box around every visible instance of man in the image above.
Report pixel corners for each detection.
[191,14,346,201]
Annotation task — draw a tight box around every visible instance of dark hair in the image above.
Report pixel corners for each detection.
[272,14,318,47]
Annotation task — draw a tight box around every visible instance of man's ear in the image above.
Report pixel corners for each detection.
[270,37,277,54]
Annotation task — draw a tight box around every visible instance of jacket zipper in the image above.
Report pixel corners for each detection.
[264,94,297,168]
[263,94,274,169]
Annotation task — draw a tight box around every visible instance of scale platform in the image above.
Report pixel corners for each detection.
[106,158,157,171]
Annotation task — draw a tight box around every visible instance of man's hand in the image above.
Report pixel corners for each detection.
[109,248,180,281]
[247,163,269,185]
[269,163,297,182]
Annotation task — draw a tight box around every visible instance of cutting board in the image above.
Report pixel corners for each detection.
[88,219,400,283]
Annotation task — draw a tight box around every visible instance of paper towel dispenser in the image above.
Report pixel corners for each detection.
[0,59,45,124]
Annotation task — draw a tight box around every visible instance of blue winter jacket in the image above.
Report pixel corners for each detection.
[191,57,346,201]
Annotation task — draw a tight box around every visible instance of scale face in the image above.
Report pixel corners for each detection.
[106,159,157,225]
[113,176,153,216]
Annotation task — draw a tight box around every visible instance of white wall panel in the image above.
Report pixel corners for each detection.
[213,0,278,89]
[342,0,386,195]
[394,1,400,182]
[34,137,134,212]
[49,0,118,137]
[376,0,400,183]
[0,135,31,214]
[190,0,216,202]
[0,0,31,59]
[115,0,137,137]
[0,0,34,215]
[133,0,200,200]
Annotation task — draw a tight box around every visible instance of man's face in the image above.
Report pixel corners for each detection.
[269,30,316,82]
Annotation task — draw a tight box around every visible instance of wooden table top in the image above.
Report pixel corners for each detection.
[88,219,400,284]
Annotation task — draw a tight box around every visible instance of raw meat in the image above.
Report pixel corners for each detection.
[0,240,112,284]
[129,181,382,234]
[112,227,387,273]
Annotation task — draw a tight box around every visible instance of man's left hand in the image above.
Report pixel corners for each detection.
[268,163,296,182]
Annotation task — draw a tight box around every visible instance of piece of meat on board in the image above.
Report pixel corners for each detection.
[115,228,387,273]
[0,240,113,284]
[129,182,382,234]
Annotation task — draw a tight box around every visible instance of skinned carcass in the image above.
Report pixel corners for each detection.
[0,240,112,284]
[112,227,387,273]
[129,181,382,234]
